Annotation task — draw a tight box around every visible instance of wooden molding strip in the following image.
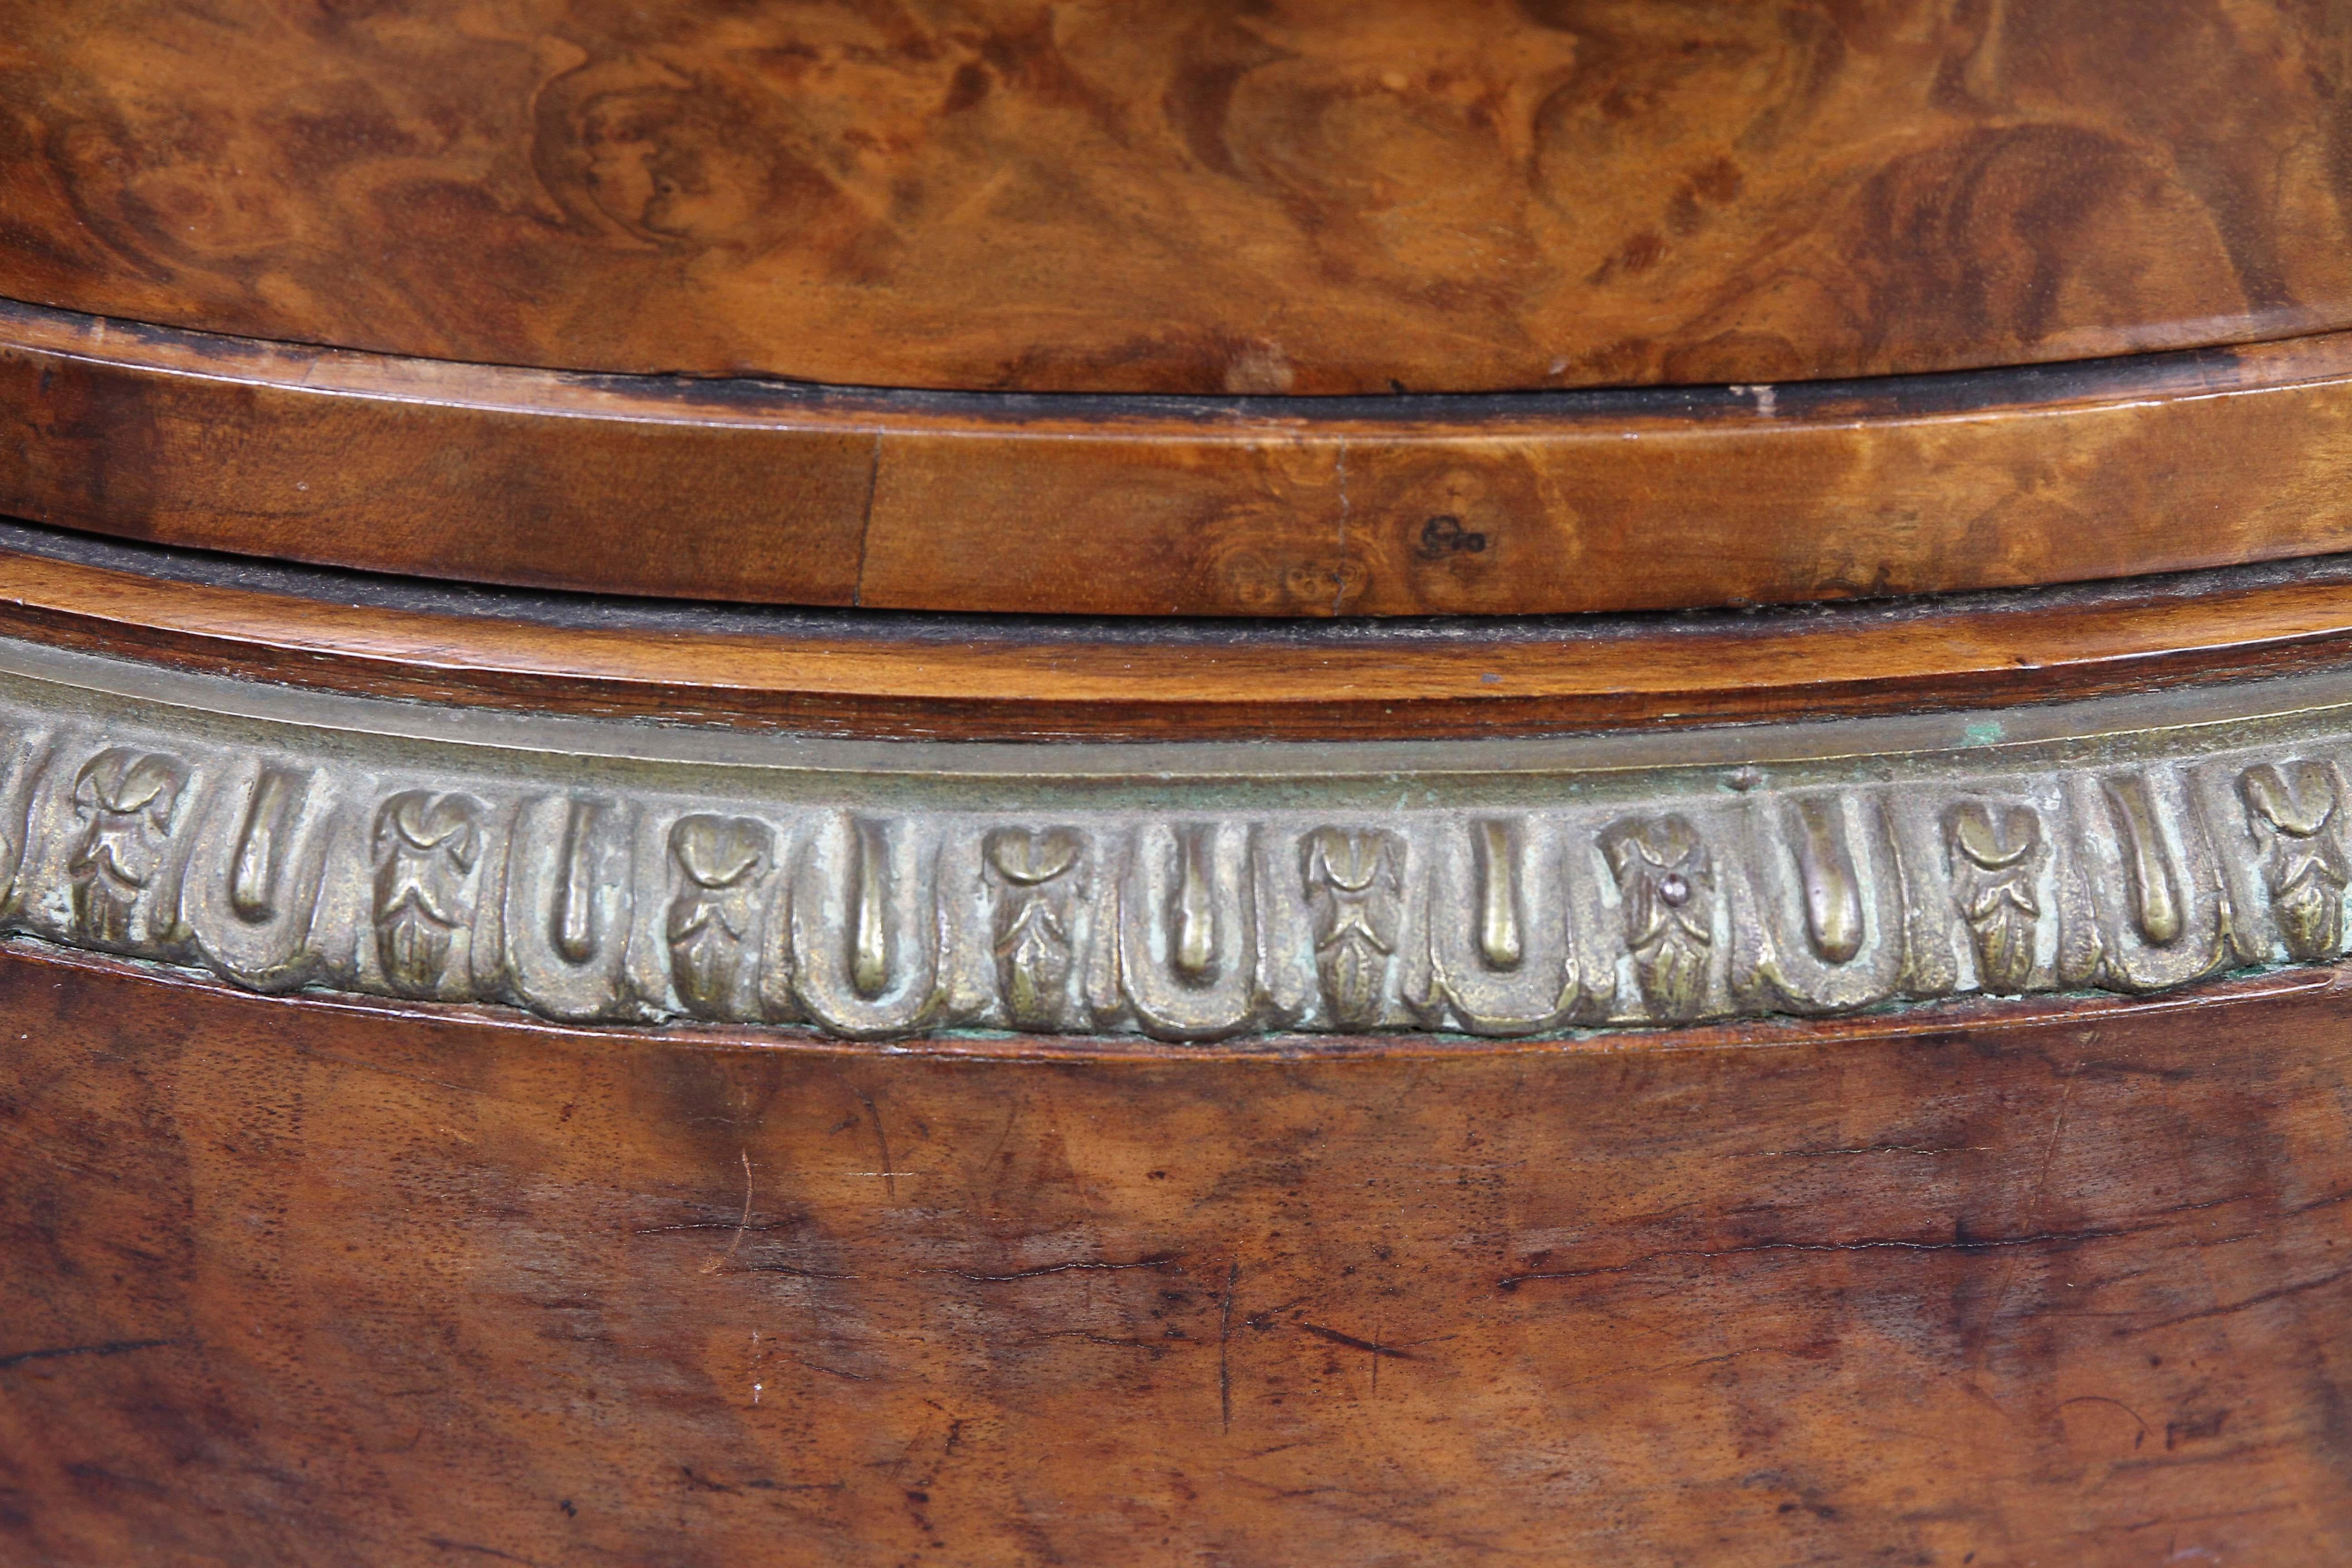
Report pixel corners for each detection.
[8,298,2352,617]
[10,522,2352,741]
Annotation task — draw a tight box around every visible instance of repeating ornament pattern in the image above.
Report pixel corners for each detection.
[2,683,2351,1042]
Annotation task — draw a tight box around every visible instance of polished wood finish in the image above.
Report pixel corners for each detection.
[11,299,2352,616]
[5,942,2350,1564]
[17,522,2352,742]
[11,3,2352,1555]
[4,1,2349,394]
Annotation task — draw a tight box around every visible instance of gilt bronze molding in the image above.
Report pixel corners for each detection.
[2,638,2347,1041]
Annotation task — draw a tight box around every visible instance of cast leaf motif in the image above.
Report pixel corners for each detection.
[68,748,186,946]
[667,814,773,1018]
[1601,815,1713,1019]
[1945,801,2045,994]
[986,827,1084,1029]
[1302,827,1403,1028]
[2241,761,2351,962]
[372,791,484,994]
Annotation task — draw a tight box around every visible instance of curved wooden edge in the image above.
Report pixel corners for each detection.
[10,521,2352,742]
[1,932,2336,1065]
[9,935,2352,1565]
[9,297,2352,616]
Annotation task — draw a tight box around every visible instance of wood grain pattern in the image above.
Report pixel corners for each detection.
[3,0,2350,393]
[11,299,2352,617]
[18,522,2352,742]
[4,942,2351,1564]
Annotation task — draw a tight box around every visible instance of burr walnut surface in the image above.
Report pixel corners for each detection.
[9,1,2352,1558]
[2,0,2350,394]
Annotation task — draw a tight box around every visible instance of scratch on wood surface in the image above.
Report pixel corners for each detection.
[1220,1259,1238,1432]
[848,1083,897,1200]
[949,1252,1181,1284]
[2057,1393,2151,1446]
[422,1539,545,1567]
[1294,1320,1418,1361]
[1989,1073,2080,1323]
[1498,1225,2134,1291]
[2134,1265,2352,1332]
[700,1149,754,1275]
[781,1350,873,1383]
[0,1337,181,1371]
